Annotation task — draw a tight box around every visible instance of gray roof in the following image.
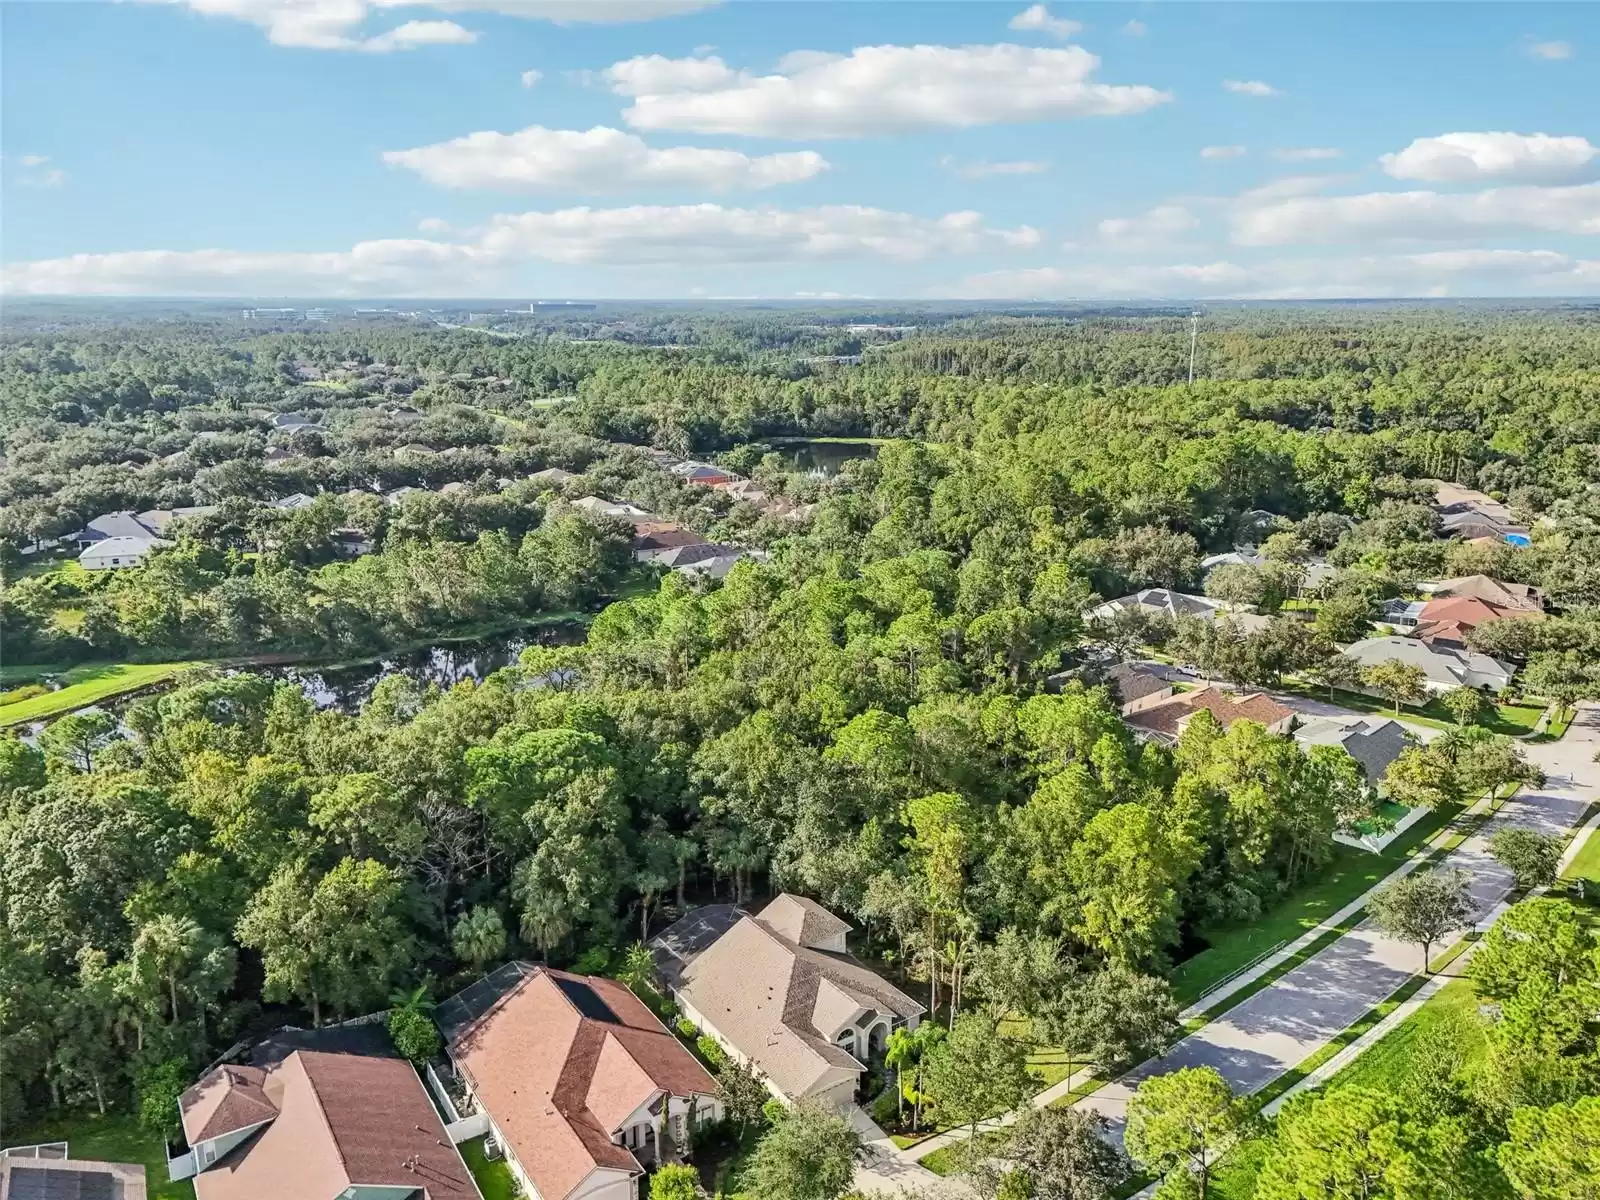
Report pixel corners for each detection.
[1106,663,1173,704]
[1294,717,1412,783]
[79,535,166,559]
[75,512,155,542]
[1343,635,1514,688]
[1092,589,1224,621]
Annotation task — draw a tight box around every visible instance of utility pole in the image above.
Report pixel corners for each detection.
[1188,311,1199,386]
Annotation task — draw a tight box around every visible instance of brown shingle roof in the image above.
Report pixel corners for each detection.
[180,1065,276,1145]
[1124,687,1293,737]
[189,1051,477,1200]
[448,967,716,1200]
[757,894,852,948]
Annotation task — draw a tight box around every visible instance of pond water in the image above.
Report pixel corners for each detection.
[252,621,585,713]
[773,439,880,477]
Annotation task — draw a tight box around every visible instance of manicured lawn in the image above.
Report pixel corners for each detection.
[1279,681,1544,735]
[1,1111,193,1200]
[1326,977,1488,1095]
[458,1136,517,1200]
[1170,804,1458,1006]
[0,661,204,726]
[1561,827,1600,885]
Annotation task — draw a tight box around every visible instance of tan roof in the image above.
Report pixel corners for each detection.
[1125,687,1293,737]
[180,1064,276,1145]
[190,1051,477,1200]
[1428,575,1544,612]
[678,900,924,1103]
[450,968,716,1200]
[758,894,852,948]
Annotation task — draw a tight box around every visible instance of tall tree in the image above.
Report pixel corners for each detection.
[1369,868,1477,975]
[1124,1066,1243,1200]
[743,1102,860,1200]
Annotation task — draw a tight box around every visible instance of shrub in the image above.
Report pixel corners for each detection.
[868,1085,899,1129]
[572,946,612,975]
[388,1007,442,1065]
[762,1098,788,1126]
[696,1034,727,1068]
[677,1017,699,1039]
[136,1058,190,1142]
[0,683,48,705]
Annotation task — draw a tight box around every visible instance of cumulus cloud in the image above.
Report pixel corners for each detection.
[145,0,716,50]
[1380,132,1598,184]
[1231,180,1600,245]
[610,43,1171,138]
[1274,147,1341,161]
[941,156,1050,179]
[1097,204,1199,249]
[941,248,1600,299]
[1201,145,1247,160]
[1527,39,1572,60]
[1223,79,1280,97]
[383,125,828,192]
[520,68,542,86]
[2,203,1036,294]
[1008,4,1083,39]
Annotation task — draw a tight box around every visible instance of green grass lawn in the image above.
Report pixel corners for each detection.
[458,1136,517,1200]
[0,661,204,727]
[1,1112,193,1200]
[1325,977,1488,1095]
[1561,826,1600,885]
[1170,804,1458,1006]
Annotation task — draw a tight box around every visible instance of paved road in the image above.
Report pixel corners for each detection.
[1078,705,1599,1139]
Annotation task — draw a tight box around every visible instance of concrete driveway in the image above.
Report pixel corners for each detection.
[1077,704,1600,1141]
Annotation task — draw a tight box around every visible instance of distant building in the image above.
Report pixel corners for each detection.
[529,467,577,486]
[1417,574,1544,613]
[1103,663,1176,715]
[1088,589,1229,624]
[1344,635,1514,694]
[1123,686,1297,745]
[1294,716,1412,784]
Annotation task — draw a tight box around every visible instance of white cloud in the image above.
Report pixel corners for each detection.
[1380,132,1598,184]
[1527,39,1572,60]
[1096,204,1199,249]
[145,0,716,50]
[1008,4,1083,39]
[1201,145,1247,160]
[1274,147,1341,161]
[941,156,1050,179]
[1223,79,1280,97]
[14,155,66,187]
[3,204,1036,294]
[417,217,453,232]
[520,68,542,87]
[941,248,1600,299]
[383,124,829,192]
[612,43,1171,138]
[1122,19,1145,35]
[1232,180,1600,245]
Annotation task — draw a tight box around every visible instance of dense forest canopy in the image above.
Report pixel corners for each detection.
[2,302,1598,1199]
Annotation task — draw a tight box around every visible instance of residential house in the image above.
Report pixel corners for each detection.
[1294,717,1412,784]
[1123,686,1297,745]
[1417,575,1545,613]
[1427,482,1530,545]
[269,413,325,433]
[1427,481,1514,525]
[272,493,316,509]
[394,443,437,460]
[653,543,743,571]
[328,528,375,557]
[79,535,169,570]
[1379,598,1427,629]
[571,497,656,520]
[383,486,427,505]
[1087,588,1230,623]
[674,551,757,580]
[1410,594,1541,650]
[0,1148,146,1200]
[632,524,711,563]
[1344,635,1514,694]
[651,894,925,1110]
[1103,663,1176,714]
[437,965,719,1200]
[669,461,739,487]
[136,506,219,537]
[69,510,161,549]
[170,1049,479,1200]
[263,446,301,464]
[717,479,770,504]
[1202,547,1336,593]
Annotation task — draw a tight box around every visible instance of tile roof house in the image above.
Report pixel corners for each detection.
[171,1049,479,1200]
[669,461,739,487]
[1418,574,1545,613]
[650,894,925,1110]
[1123,686,1297,745]
[529,467,578,486]
[1344,635,1514,694]
[632,524,712,563]
[1104,663,1176,715]
[440,965,719,1200]
[0,1148,147,1200]
[78,535,170,570]
[1293,716,1413,784]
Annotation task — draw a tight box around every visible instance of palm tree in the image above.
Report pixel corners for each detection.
[619,942,657,996]
[133,914,202,1025]
[388,983,435,1016]
[451,906,506,978]
[885,1028,915,1124]
[520,892,572,962]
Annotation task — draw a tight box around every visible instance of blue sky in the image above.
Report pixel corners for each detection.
[3,1,1596,298]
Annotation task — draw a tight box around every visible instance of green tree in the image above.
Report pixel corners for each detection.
[1488,827,1564,890]
[1313,594,1375,645]
[136,1057,190,1143]
[1363,659,1428,716]
[1368,868,1476,975]
[1067,802,1192,966]
[388,1006,441,1065]
[743,1101,860,1200]
[649,1163,702,1200]
[717,1055,770,1136]
[451,905,506,976]
[1469,898,1598,1000]
[1498,1095,1600,1200]
[131,913,205,1026]
[992,1105,1129,1200]
[922,1011,1033,1144]
[1441,686,1490,727]
[1124,1066,1243,1200]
